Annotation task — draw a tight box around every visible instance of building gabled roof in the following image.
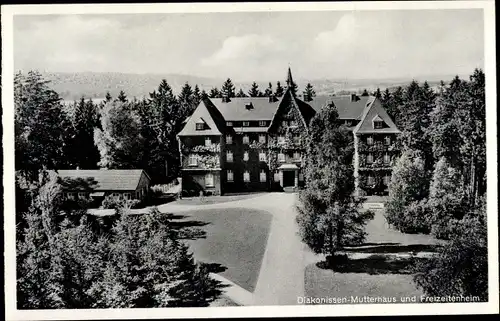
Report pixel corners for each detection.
[268,88,311,132]
[307,95,374,120]
[57,169,149,191]
[353,98,400,134]
[178,98,225,136]
[210,97,281,121]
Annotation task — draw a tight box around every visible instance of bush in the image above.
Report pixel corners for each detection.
[413,200,487,301]
[101,195,139,210]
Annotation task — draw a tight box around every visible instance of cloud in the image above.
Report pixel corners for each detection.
[201,34,286,66]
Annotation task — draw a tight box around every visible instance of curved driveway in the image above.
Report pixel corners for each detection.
[157,192,312,306]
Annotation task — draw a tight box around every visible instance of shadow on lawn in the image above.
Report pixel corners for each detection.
[164,212,211,240]
[344,243,441,254]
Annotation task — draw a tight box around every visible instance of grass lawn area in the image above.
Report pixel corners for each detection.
[303,208,443,304]
[305,262,425,304]
[179,207,272,293]
[173,193,266,206]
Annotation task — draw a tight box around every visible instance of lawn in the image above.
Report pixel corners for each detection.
[173,193,266,206]
[176,207,272,293]
[304,208,443,304]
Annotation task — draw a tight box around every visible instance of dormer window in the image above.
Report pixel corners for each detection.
[259,120,267,127]
[195,123,204,130]
[289,120,297,127]
[374,121,384,129]
[226,121,233,127]
[345,120,352,126]
[243,121,250,127]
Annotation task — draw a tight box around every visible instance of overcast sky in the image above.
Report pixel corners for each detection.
[14,9,484,81]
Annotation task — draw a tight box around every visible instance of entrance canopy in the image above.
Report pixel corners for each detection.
[278,164,299,170]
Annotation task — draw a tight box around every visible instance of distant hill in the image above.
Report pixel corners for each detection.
[37,71,469,102]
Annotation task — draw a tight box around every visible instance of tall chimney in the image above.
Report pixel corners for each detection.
[268,94,276,103]
[351,93,358,102]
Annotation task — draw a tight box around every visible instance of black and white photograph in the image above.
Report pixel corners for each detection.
[2,1,498,319]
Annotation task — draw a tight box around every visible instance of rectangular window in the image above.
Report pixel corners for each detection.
[259,151,266,161]
[123,193,131,200]
[374,121,383,129]
[243,135,250,144]
[226,121,233,127]
[274,171,280,182]
[383,175,391,186]
[78,192,87,199]
[293,152,301,160]
[67,192,75,200]
[289,120,297,127]
[259,121,267,127]
[278,135,285,144]
[205,173,214,187]
[346,120,352,126]
[226,135,233,144]
[188,154,198,166]
[367,136,374,145]
[243,171,250,182]
[367,176,375,185]
[227,170,234,182]
[384,136,391,145]
[259,134,266,144]
[293,135,300,144]
[384,153,390,164]
[367,153,374,164]
[243,121,250,127]
[281,120,287,127]
[243,151,249,161]
[196,123,204,130]
[112,192,120,199]
[260,170,267,182]
[226,151,233,162]
[205,137,211,146]
[278,153,286,162]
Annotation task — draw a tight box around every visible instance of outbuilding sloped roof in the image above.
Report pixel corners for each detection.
[57,169,148,191]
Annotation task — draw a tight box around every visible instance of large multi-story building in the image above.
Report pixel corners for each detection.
[177,68,400,196]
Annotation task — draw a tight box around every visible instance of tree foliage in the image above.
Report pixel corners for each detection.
[275,81,285,97]
[220,78,236,98]
[297,104,374,259]
[303,83,316,102]
[248,82,263,97]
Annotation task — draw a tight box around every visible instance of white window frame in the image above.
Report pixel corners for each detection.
[289,120,297,127]
[259,120,267,127]
[367,176,375,185]
[123,193,131,200]
[205,173,215,187]
[374,121,383,129]
[383,175,391,186]
[226,135,233,144]
[383,153,390,164]
[195,123,204,131]
[226,121,233,127]
[243,171,250,182]
[112,192,121,199]
[278,135,285,144]
[367,136,374,145]
[205,137,211,146]
[67,192,76,200]
[226,151,233,162]
[260,170,267,182]
[243,121,250,127]
[243,151,249,161]
[367,153,374,164]
[243,135,250,144]
[293,152,301,160]
[259,151,266,162]
[384,136,391,145]
[227,170,234,182]
[273,171,280,182]
[278,153,286,163]
[188,154,198,166]
[259,134,266,144]
[78,192,87,199]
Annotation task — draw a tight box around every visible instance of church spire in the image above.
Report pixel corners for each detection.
[286,65,294,88]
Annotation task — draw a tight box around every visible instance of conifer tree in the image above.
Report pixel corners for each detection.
[105,91,112,102]
[236,88,247,97]
[373,87,382,99]
[264,82,273,97]
[303,83,316,102]
[248,82,262,97]
[220,78,236,98]
[275,81,285,97]
[296,104,374,262]
[209,87,221,98]
[361,89,370,96]
[71,97,100,169]
[117,90,127,103]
